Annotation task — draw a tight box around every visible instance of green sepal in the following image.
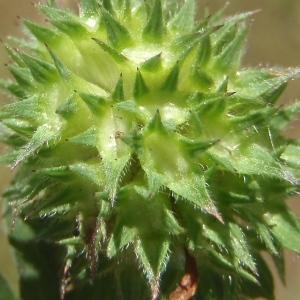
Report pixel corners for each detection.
[0,123,26,148]
[173,31,206,60]
[192,92,227,115]
[38,5,88,38]
[142,0,163,41]
[133,68,149,98]
[79,92,107,115]
[233,68,300,98]
[255,222,277,254]
[101,8,132,49]
[261,82,287,105]
[217,76,228,92]
[47,46,106,95]
[181,138,219,156]
[68,127,98,147]
[9,66,35,90]
[214,26,248,73]
[168,0,195,34]
[230,144,299,183]
[107,224,136,257]
[140,52,162,72]
[135,238,170,296]
[270,101,300,131]
[265,204,300,253]
[230,106,277,128]
[80,0,100,18]
[0,150,20,164]
[0,80,27,99]
[1,119,36,137]
[140,121,221,219]
[55,94,78,119]
[146,109,166,133]
[212,11,254,47]
[194,36,212,67]
[5,44,26,67]
[102,152,131,201]
[102,0,115,15]
[114,100,147,122]
[12,125,58,169]
[23,20,63,47]
[280,143,300,169]
[160,62,179,91]
[190,67,214,90]
[173,25,221,61]
[92,38,129,64]
[38,166,75,181]
[69,162,105,186]
[114,0,131,16]
[20,53,58,83]
[121,132,143,151]
[229,223,257,275]
[0,97,41,121]
[112,74,124,102]
[46,46,74,84]
[240,253,275,300]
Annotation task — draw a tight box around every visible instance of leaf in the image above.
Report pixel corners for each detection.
[240,254,274,300]
[12,125,58,169]
[139,114,221,220]
[168,0,195,34]
[135,238,170,298]
[229,223,257,275]
[265,205,300,253]
[107,224,136,257]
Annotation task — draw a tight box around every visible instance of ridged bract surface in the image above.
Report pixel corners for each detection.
[1,0,300,299]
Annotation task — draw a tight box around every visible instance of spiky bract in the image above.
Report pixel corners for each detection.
[1,0,300,299]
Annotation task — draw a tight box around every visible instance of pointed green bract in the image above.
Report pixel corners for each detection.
[1,1,300,299]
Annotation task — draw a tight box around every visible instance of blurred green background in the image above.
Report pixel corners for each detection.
[0,0,300,299]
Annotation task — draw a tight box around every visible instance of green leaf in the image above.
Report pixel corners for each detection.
[0,97,42,121]
[214,26,248,73]
[140,53,162,72]
[20,53,58,83]
[111,74,124,102]
[12,125,58,169]
[229,223,257,275]
[168,0,195,34]
[101,8,132,49]
[107,224,136,257]
[9,66,35,90]
[160,62,179,91]
[68,127,98,147]
[79,93,107,115]
[39,5,88,37]
[0,79,27,98]
[80,0,100,18]
[223,144,298,183]
[92,38,129,64]
[0,272,19,300]
[23,20,63,46]
[240,254,274,300]
[143,0,164,41]
[265,205,300,253]
[135,238,170,295]
[133,68,149,98]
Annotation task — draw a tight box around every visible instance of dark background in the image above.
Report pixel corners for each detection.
[0,1,300,299]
